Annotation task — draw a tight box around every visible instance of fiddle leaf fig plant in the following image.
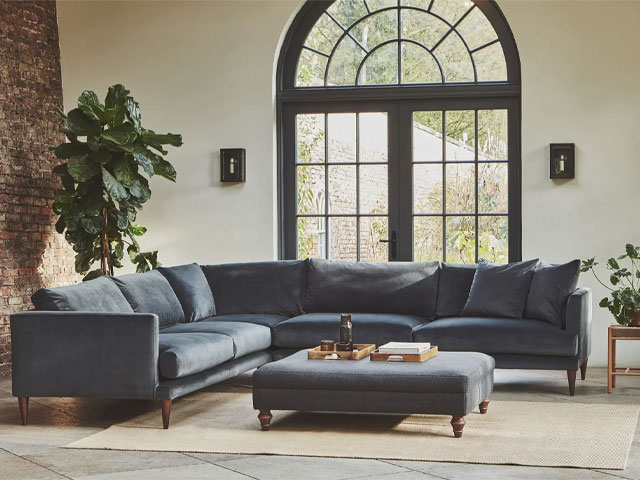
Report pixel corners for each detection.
[580,244,640,325]
[52,84,182,281]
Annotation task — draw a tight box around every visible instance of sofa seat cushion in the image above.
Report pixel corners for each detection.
[272,313,427,349]
[158,333,234,379]
[162,321,271,358]
[210,313,290,328]
[413,317,578,357]
[158,263,216,322]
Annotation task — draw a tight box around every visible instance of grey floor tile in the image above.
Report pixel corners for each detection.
[0,426,103,456]
[357,471,434,480]
[0,450,66,480]
[73,462,250,480]
[188,452,260,463]
[0,377,11,394]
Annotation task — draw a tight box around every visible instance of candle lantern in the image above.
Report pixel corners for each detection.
[549,143,575,179]
[220,148,246,182]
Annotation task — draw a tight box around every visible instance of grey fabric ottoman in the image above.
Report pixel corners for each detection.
[252,350,495,438]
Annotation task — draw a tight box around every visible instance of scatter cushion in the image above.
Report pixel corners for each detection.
[158,263,216,322]
[201,261,308,316]
[304,259,440,319]
[111,270,185,328]
[435,263,478,318]
[158,332,234,379]
[523,260,581,327]
[462,259,539,319]
[31,276,133,313]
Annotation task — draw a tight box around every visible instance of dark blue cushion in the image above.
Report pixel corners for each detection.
[31,277,133,313]
[209,313,289,328]
[201,261,307,316]
[304,259,440,318]
[158,263,216,322]
[462,259,538,319]
[435,263,477,318]
[158,332,234,379]
[111,270,184,328]
[272,313,426,349]
[413,316,578,356]
[523,260,580,327]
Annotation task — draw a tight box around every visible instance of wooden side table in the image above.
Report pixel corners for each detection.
[608,325,640,393]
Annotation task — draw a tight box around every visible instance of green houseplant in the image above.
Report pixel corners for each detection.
[581,244,640,326]
[52,84,182,280]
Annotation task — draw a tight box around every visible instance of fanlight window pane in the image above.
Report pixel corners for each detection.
[401,0,433,9]
[352,10,398,50]
[401,9,450,51]
[297,49,328,87]
[479,216,508,264]
[473,42,507,81]
[327,0,368,29]
[433,32,474,82]
[367,0,398,11]
[430,0,474,25]
[303,13,342,54]
[358,43,399,85]
[456,6,498,50]
[401,42,442,84]
[327,36,366,86]
[478,109,507,160]
[296,114,325,163]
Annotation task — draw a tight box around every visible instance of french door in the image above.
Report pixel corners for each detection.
[281,97,520,263]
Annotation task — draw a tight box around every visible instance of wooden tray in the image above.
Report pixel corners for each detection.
[308,344,376,360]
[370,346,438,362]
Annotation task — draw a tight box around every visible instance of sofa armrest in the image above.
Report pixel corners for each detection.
[10,311,159,399]
[565,288,592,362]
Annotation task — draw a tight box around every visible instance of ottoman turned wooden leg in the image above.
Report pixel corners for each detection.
[258,409,272,431]
[451,415,465,438]
[479,399,490,414]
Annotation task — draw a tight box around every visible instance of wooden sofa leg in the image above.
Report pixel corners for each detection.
[161,399,172,429]
[479,399,490,414]
[451,415,465,438]
[18,397,29,426]
[258,409,272,431]
[580,359,588,381]
[567,370,577,396]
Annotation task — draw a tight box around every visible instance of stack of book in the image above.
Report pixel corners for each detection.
[377,342,431,355]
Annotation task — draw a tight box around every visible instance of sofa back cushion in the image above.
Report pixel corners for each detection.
[304,259,440,318]
[158,263,216,322]
[111,270,185,328]
[201,260,308,316]
[436,263,477,318]
[31,276,134,313]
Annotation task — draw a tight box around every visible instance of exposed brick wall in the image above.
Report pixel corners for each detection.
[0,1,75,376]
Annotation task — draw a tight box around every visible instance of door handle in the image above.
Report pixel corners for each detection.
[379,230,397,260]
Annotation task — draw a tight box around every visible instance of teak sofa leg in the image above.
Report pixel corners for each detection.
[18,397,29,426]
[567,370,577,396]
[451,415,465,438]
[161,399,172,429]
[580,359,588,381]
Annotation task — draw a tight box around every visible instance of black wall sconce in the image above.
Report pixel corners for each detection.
[220,148,246,183]
[550,143,575,179]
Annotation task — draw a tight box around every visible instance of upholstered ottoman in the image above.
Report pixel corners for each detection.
[253,350,494,438]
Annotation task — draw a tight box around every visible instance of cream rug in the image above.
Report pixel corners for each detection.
[66,390,639,470]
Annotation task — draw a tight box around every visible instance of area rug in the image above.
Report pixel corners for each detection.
[66,390,639,470]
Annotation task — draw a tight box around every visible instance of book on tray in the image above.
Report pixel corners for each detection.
[377,342,431,355]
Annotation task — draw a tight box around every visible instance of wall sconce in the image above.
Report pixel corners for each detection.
[220,148,246,183]
[550,143,575,179]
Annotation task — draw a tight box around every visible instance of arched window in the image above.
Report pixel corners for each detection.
[278,0,520,263]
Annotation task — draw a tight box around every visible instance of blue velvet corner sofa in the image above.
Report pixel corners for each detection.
[10,258,591,429]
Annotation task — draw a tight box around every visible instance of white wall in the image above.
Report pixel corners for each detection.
[57,0,640,367]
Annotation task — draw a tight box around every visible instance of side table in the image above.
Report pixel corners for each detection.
[608,325,640,393]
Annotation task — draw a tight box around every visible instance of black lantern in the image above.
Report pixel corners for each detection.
[549,143,575,179]
[220,148,246,183]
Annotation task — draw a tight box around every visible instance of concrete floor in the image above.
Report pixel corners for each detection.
[0,367,639,480]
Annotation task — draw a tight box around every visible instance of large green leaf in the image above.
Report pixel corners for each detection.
[80,217,102,235]
[125,97,141,130]
[150,155,177,182]
[83,269,104,282]
[88,150,112,165]
[132,151,154,176]
[65,108,102,137]
[112,157,138,186]
[129,224,147,236]
[78,90,104,122]
[68,155,100,182]
[101,167,129,201]
[54,142,90,159]
[142,129,183,147]
[128,175,151,202]
[102,122,138,146]
[105,84,130,109]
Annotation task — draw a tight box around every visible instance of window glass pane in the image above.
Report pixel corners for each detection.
[328,113,356,163]
[478,163,507,213]
[358,42,398,85]
[296,114,325,163]
[327,0,368,29]
[479,216,508,264]
[413,164,443,214]
[445,110,474,161]
[328,165,357,214]
[297,165,325,214]
[329,216,358,261]
[473,42,507,82]
[430,0,474,25]
[352,10,398,50]
[296,49,329,87]
[401,0,432,8]
[456,7,498,50]
[297,216,326,259]
[359,112,387,163]
[414,216,443,261]
[359,164,388,214]
[359,216,388,262]
[401,10,449,50]
[327,36,366,86]
[445,163,475,213]
[434,32,474,82]
[413,111,443,161]
[304,13,343,54]
[401,42,442,84]
[367,0,397,12]
[478,109,507,160]
[446,216,475,263]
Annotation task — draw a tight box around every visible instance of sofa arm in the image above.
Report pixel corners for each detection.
[10,311,159,399]
[565,288,592,363]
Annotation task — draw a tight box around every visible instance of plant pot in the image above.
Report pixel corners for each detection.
[629,309,640,327]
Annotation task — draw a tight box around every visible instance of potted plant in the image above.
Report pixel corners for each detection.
[581,244,640,326]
